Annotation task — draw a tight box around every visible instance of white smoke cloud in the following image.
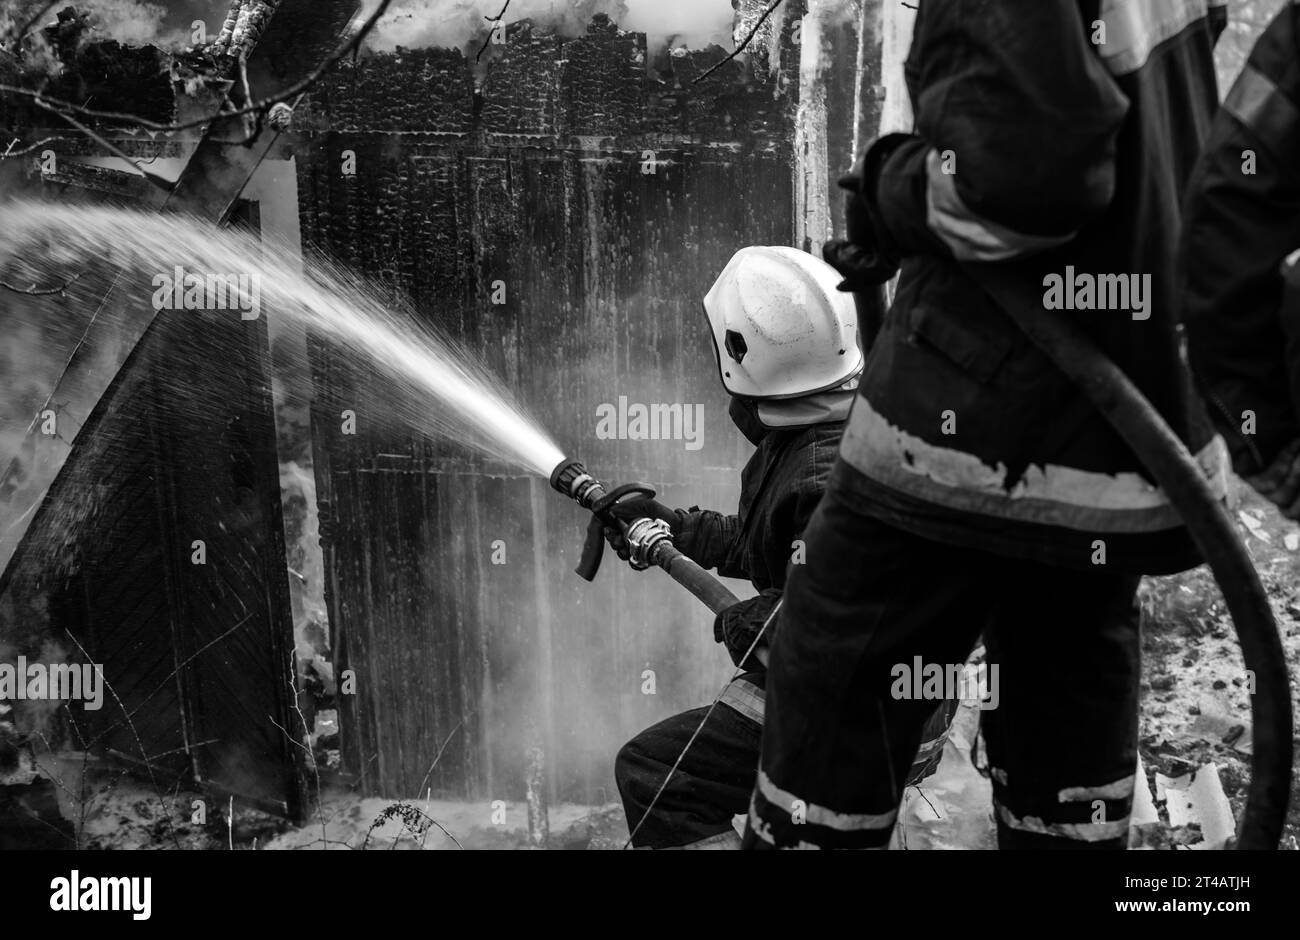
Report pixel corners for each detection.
[621,0,733,51]
[74,0,184,47]
[357,0,734,52]
[16,1,268,50]
[11,0,736,53]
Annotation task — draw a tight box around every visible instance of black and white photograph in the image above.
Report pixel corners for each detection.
[0,0,1297,919]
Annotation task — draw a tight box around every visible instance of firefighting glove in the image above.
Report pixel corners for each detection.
[602,498,682,562]
[713,589,782,671]
[824,132,912,291]
[1243,437,1300,521]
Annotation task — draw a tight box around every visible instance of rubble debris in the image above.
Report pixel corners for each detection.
[1157,764,1236,849]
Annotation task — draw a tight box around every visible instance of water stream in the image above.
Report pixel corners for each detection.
[0,202,567,480]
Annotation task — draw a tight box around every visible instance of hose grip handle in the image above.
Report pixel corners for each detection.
[574,482,657,581]
[576,514,607,582]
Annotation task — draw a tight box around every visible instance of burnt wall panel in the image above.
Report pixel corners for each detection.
[480,26,567,139]
[0,302,300,815]
[301,17,801,803]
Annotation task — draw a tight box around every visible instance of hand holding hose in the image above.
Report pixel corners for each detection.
[602,498,681,561]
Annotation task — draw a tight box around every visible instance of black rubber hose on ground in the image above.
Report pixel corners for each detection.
[973,271,1294,849]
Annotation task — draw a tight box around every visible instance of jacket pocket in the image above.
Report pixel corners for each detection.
[907,301,1015,385]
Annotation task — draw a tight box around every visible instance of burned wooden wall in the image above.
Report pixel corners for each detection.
[297,9,866,803]
[0,201,302,817]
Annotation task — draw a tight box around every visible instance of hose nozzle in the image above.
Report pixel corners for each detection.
[550,457,657,581]
[549,458,606,510]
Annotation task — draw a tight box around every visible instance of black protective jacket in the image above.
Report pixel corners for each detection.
[840,0,1228,575]
[1183,1,1300,478]
[673,422,841,669]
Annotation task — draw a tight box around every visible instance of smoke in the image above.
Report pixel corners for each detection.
[622,0,732,52]
[3,1,254,50]
[357,0,733,53]
[356,0,618,51]
[70,0,184,47]
[5,0,737,55]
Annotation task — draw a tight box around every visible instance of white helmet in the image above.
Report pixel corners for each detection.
[703,246,862,399]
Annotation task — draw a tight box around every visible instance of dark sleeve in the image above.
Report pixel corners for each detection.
[712,433,837,668]
[1183,4,1300,476]
[673,508,745,577]
[866,1,1129,262]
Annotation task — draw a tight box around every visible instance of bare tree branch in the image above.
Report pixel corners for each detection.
[693,0,785,85]
[62,627,182,849]
[0,0,394,139]
[34,93,172,190]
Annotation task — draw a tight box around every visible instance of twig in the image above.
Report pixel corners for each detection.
[33,94,170,189]
[415,720,464,849]
[36,719,95,849]
[60,629,182,849]
[0,133,67,159]
[288,669,329,852]
[476,0,512,63]
[6,801,78,846]
[267,714,311,753]
[419,813,464,851]
[0,271,79,295]
[415,719,463,799]
[910,784,938,818]
[693,0,785,85]
[361,801,464,850]
[80,614,254,750]
[269,656,329,852]
[289,836,356,850]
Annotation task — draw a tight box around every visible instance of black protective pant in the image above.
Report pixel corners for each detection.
[746,463,1142,850]
[617,669,957,848]
[616,688,764,849]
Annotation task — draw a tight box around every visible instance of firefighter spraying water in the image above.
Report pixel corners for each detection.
[552,247,958,849]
